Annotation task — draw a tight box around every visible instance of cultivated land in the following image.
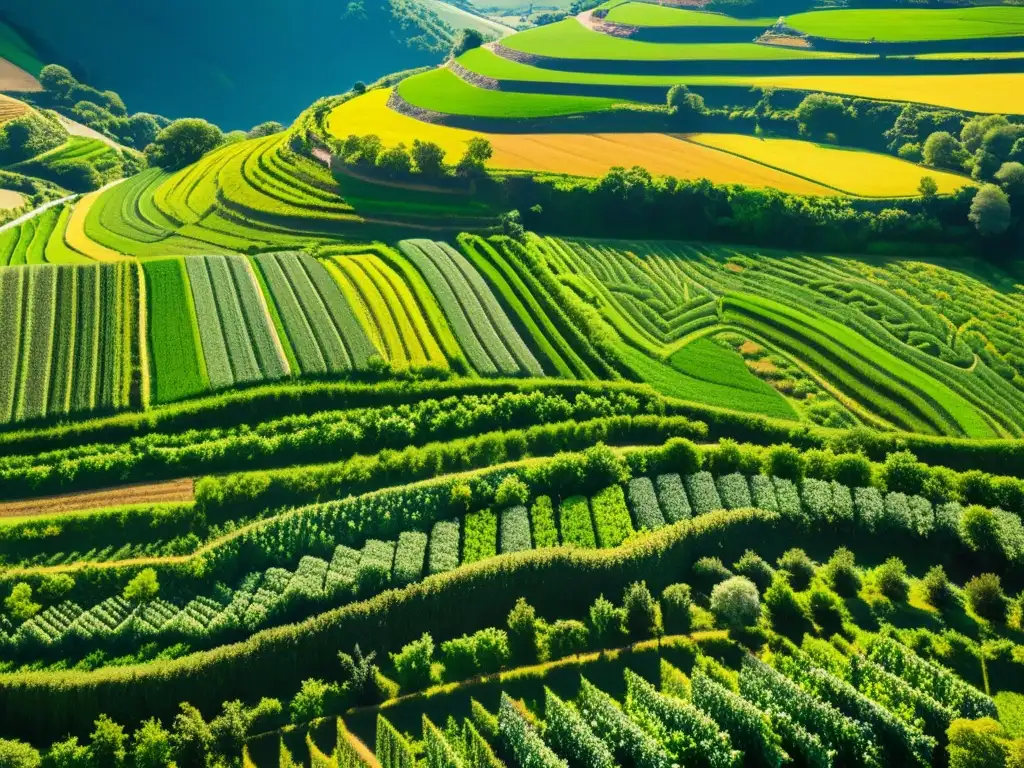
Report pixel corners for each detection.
[786,6,1024,42]
[3,4,1024,767]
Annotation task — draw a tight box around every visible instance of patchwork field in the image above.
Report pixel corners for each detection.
[4,6,1024,767]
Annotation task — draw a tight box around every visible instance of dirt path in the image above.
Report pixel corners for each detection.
[0,194,76,235]
[0,478,195,519]
[0,59,41,92]
[0,189,24,210]
[56,114,125,150]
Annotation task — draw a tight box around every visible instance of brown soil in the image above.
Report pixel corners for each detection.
[738,340,763,356]
[0,478,195,519]
[0,59,41,92]
[0,189,24,210]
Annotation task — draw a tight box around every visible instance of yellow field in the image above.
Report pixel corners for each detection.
[735,74,1024,116]
[0,93,29,125]
[65,191,123,262]
[328,89,836,195]
[686,134,974,197]
[0,189,23,210]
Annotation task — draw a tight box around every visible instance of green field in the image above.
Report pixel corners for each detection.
[503,18,868,60]
[603,3,774,28]
[397,67,636,117]
[786,6,1024,42]
[0,20,43,75]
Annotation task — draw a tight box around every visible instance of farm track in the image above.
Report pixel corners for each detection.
[0,477,195,519]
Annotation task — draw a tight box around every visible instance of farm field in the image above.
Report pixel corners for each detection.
[5,4,1024,766]
[786,6,1024,42]
[501,18,867,60]
[685,134,973,197]
[329,89,837,192]
[602,4,775,28]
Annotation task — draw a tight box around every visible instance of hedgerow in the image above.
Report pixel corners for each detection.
[544,688,615,768]
[498,694,567,768]
[691,668,787,768]
[577,677,672,768]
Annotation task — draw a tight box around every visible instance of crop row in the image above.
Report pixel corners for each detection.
[363,625,992,768]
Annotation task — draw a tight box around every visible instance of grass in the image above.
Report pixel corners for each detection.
[685,134,974,197]
[786,7,1024,42]
[502,19,868,60]
[397,68,634,118]
[143,258,209,404]
[457,48,1024,115]
[603,4,774,28]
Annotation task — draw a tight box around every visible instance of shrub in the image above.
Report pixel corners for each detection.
[833,453,872,488]
[766,444,803,480]
[495,475,529,507]
[289,679,335,723]
[772,478,803,522]
[530,496,559,548]
[874,558,910,603]
[881,451,928,496]
[801,478,834,522]
[627,477,665,531]
[776,549,815,591]
[507,598,541,665]
[808,586,847,634]
[393,531,428,584]
[965,573,1007,623]
[749,475,778,512]
[545,620,589,660]
[427,520,460,575]
[733,550,774,592]
[923,566,953,608]
[764,574,809,634]
[693,556,733,592]
[947,718,1007,768]
[146,118,223,170]
[390,633,434,692]
[588,595,626,647]
[656,473,691,522]
[710,577,760,631]
[691,669,786,768]
[0,739,40,768]
[440,635,477,680]
[473,628,511,674]
[661,584,693,635]
[4,584,39,621]
[822,547,861,597]
[623,581,659,639]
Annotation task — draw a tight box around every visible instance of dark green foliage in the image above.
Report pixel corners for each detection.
[874,557,910,603]
[623,581,658,639]
[965,573,1007,623]
[145,119,223,170]
[923,566,952,608]
[732,550,774,592]
[822,547,861,597]
[693,557,733,593]
[775,549,814,591]
[545,619,589,660]
[530,496,559,548]
[660,584,693,636]
[588,594,626,647]
[655,474,691,523]
[507,598,540,665]
[627,477,665,531]
[390,633,434,693]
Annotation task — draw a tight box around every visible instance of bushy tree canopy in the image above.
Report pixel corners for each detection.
[145,118,224,170]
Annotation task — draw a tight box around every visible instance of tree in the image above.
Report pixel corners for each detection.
[145,118,224,170]
[794,93,855,140]
[390,633,434,692]
[923,131,964,170]
[4,583,40,621]
[131,719,173,768]
[507,598,540,664]
[170,704,214,768]
[947,718,1007,768]
[89,714,127,768]
[0,739,41,768]
[456,137,493,177]
[411,139,447,177]
[119,113,160,149]
[124,568,160,604]
[248,121,285,139]
[353,81,367,94]
[995,161,1024,199]
[962,114,1009,154]
[500,209,526,241]
[338,644,381,706]
[710,576,761,631]
[289,679,336,723]
[623,581,659,639]
[667,84,706,121]
[965,573,1007,623]
[376,144,413,177]
[660,584,693,635]
[969,184,1011,236]
[918,176,938,198]
[100,90,127,117]
[451,28,485,58]
[39,64,77,99]
[41,737,89,767]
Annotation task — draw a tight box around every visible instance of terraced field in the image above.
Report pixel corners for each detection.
[786,6,1024,43]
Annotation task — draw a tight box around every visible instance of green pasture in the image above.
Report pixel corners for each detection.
[0,20,43,75]
[786,6,1024,42]
[502,19,868,60]
[603,3,774,28]
[397,67,635,117]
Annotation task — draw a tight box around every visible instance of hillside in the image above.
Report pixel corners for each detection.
[0,0,460,128]
[3,4,1024,767]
